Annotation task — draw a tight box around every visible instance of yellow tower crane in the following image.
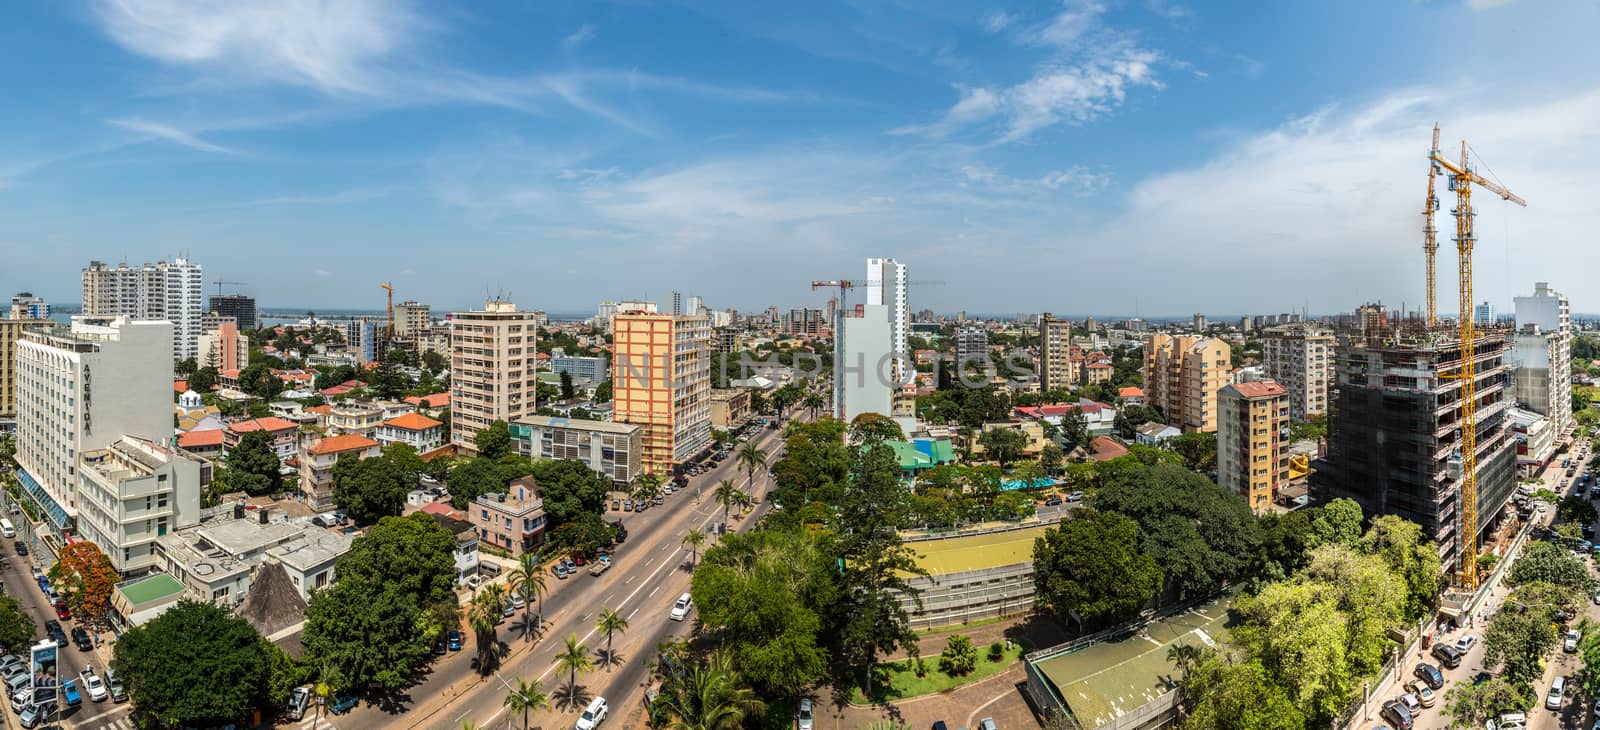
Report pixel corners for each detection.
[1428,128,1525,589]
[380,282,395,337]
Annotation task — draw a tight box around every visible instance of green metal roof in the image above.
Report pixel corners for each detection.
[923,439,956,463]
[118,573,185,606]
[887,441,933,470]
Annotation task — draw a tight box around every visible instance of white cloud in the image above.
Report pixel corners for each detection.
[564,24,596,49]
[314,269,332,278]
[1467,0,1515,9]
[900,1,1164,143]
[1040,166,1111,195]
[982,11,1017,33]
[222,187,391,207]
[92,0,421,95]
[107,118,238,154]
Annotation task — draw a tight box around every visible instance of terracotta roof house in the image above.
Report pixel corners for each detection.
[298,434,381,509]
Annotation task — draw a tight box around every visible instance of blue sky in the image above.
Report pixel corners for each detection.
[2,0,1598,316]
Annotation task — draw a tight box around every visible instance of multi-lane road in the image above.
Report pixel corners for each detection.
[341,411,798,730]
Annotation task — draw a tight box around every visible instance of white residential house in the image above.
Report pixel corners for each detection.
[375,413,445,453]
[1134,422,1181,446]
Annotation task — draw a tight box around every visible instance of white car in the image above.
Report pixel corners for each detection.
[82,671,108,702]
[1566,630,1581,653]
[1455,634,1477,652]
[798,698,814,730]
[575,696,608,730]
[1547,676,1566,710]
[669,592,693,622]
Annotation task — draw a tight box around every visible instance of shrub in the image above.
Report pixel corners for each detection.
[988,641,1005,662]
[938,634,978,676]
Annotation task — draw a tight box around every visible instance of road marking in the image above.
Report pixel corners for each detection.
[649,586,660,598]
[627,607,639,619]
[625,575,635,585]
[644,556,655,567]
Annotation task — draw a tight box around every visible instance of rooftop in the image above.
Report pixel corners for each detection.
[177,430,225,448]
[513,415,641,435]
[1226,381,1287,399]
[267,529,354,571]
[306,434,380,456]
[383,413,443,431]
[228,417,298,434]
[117,572,186,607]
[907,524,1050,575]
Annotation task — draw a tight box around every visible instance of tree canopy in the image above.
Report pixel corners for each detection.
[51,541,119,627]
[475,419,512,459]
[1033,510,1162,631]
[1090,461,1260,599]
[113,600,288,727]
[223,430,283,496]
[332,453,411,524]
[1507,541,1594,592]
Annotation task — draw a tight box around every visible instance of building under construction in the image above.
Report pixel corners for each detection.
[1311,321,1517,573]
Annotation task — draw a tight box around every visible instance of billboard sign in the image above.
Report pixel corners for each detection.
[30,640,57,689]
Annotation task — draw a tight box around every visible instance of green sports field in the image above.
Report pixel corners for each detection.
[907,525,1050,575]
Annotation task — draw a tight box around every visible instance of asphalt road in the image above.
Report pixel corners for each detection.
[0,492,133,730]
[340,411,800,730]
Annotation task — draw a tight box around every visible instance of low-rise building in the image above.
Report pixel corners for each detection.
[1510,406,1558,475]
[549,352,611,384]
[1134,422,1181,446]
[1118,386,1145,405]
[511,416,641,486]
[224,418,299,461]
[298,434,381,509]
[375,413,445,452]
[175,429,225,459]
[471,476,547,557]
[708,389,751,429]
[77,435,208,575]
[155,511,352,606]
[327,402,384,436]
[425,511,481,586]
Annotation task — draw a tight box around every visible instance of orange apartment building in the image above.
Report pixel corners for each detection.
[1142,333,1232,433]
[612,312,712,475]
[1217,381,1290,513]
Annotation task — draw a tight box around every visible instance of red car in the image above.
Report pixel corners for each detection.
[572,555,586,566]
[53,599,71,621]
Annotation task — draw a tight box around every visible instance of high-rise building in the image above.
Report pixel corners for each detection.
[687,296,704,316]
[207,294,258,330]
[393,301,431,337]
[712,329,741,354]
[1037,313,1075,393]
[1473,301,1497,326]
[671,291,683,316]
[14,317,173,536]
[9,293,48,320]
[197,317,248,372]
[866,258,909,383]
[1142,334,1232,432]
[1311,332,1516,572]
[835,304,895,423]
[1193,313,1207,332]
[956,327,989,368]
[1261,323,1335,421]
[1355,304,1388,338]
[449,301,542,454]
[1513,282,1573,433]
[1217,381,1290,513]
[82,258,204,361]
[345,318,380,365]
[785,308,826,336]
[0,314,50,432]
[612,313,711,475]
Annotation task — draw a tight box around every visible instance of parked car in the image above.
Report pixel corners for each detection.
[1430,643,1462,668]
[576,696,608,730]
[1044,495,1062,506]
[13,542,26,556]
[329,691,359,714]
[1456,634,1477,652]
[447,630,463,651]
[1568,630,1583,652]
[1066,491,1086,502]
[554,564,569,579]
[1414,663,1444,690]
[106,668,127,703]
[71,627,93,651]
[798,698,814,730]
[1547,676,1566,710]
[977,719,998,730]
[1405,680,1436,708]
[1381,700,1413,729]
[611,499,621,511]
[62,678,81,707]
[18,701,49,729]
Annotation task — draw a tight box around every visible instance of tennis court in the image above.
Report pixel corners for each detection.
[908,525,1050,576]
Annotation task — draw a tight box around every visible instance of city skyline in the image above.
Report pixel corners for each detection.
[3,1,1599,314]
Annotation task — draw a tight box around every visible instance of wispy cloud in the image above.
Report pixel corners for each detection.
[219,187,392,208]
[1040,166,1112,195]
[982,11,1017,33]
[564,24,596,49]
[896,1,1163,143]
[107,118,238,154]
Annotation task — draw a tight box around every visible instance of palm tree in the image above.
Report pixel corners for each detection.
[682,527,707,568]
[657,652,764,730]
[713,479,742,528]
[557,633,594,691]
[595,607,630,668]
[503,678,550,730]
[631,472,663,506]
[1166,644,1211,685]
[736,443,767,488]
[802,392,825,418]
[469,584,506,672]
[508,553,547,641]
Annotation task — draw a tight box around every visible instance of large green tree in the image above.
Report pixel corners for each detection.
[834,443,926,699]
[977,426,1028,469]
[529,458,612,528]
[1444,677,1534,729]
[223,429,283,495]
[332,454,410,524]
[1507,541,1594,592]
[0,596,36,651]
[1169,431,1218,473]
[1231,580,1351,722]
[1179,657,1305,730]
[1357,515,1442,621]
[1483,581,1574,686]
[475,420,512,459]
[112,600,284,727]
[1032,510,1162,631]
[302,514,458,690]
[236,362,283,400]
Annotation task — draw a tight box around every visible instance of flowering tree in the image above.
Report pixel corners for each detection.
[52,541,119,627]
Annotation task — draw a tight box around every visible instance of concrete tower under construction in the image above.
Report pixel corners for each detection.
[1311,325,1517,573]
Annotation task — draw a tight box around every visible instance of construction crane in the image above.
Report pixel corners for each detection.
[1428,127,1526,590]
[1422,125,1441,326]
[213,280,248,297]
[379,282,395,337]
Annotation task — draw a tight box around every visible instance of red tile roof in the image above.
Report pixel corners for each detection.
[177,430,225,448]
[1228,381,1287,399]
[419,501,458,518]
[306,434,380,456]
[1118,387,1145,398]
[305,405,332,415]
[220,369,241,379]
[1090,436,1129,462]
[174,380,188,393]
[228,417,297,434]
[1086,362,1112,370]
[405,393,450,408]
[383,413,443,431]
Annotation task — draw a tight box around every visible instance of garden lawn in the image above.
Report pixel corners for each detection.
[851,642,1028,704]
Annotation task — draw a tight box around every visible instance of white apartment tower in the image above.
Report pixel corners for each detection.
[1513,282,1573,433]
[865,258,910,384]
[449,301,541,453]
[81,258,204,362]
[13,317,173,536]
[1261,323,1335,421]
